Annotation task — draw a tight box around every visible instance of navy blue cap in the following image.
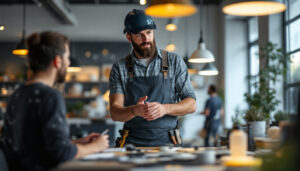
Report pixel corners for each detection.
[123,9,156,34]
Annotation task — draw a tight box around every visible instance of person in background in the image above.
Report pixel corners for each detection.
[201,84,223,147]
[109,9,196,147]
[0,31,109,171]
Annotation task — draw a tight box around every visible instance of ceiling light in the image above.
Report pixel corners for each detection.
[165,43,176,52]
[189,0,215,63]
[165,18,179,31]
[145,0,197,18]
[189,37,215,63]
[0,25,5,31]
[140,0,147,6]
[12,0,28,57]
[198,63,219,76]
[67,58,82,73]
[222,0,286,16]
[12,38,28,57]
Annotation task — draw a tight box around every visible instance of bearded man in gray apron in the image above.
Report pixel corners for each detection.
[109,9,196,147]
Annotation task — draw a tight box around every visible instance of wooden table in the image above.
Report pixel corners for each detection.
[52,147,237,171]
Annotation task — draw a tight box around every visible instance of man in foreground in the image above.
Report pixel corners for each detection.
[0,31,109,171]
[109,9,196,147]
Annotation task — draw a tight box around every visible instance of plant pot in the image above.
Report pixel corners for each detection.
[250,121,266,137]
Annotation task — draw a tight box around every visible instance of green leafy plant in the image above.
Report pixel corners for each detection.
[274,110,290,122]
[244,42,289,122]
[232,107,244,126]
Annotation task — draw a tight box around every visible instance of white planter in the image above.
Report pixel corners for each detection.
[250,121,266,137]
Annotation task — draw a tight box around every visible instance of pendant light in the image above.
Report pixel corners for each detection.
[12,0,28,57]
[189,0,215,63]
[67,58,82,73]
[198,63,219,76]
[67,43,82,73]
[0,25,5,31]
[165,18,179,31]
[222,0,286,16]
[145,0,197,18]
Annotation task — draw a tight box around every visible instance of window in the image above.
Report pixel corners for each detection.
[247,17,259,95]
[285,0,300,114]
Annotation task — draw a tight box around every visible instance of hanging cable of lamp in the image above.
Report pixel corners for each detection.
[12,0,28,57]
[189,0,215,63]
[222,0,286,16]
[145,0,197,18]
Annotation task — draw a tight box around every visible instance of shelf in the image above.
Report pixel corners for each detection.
[64,96,97,99]
[0,81,22,84]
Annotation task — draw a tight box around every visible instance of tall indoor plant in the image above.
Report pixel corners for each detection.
[244,42,289,137]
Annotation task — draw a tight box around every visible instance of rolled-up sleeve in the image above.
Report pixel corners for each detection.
[41,92,77,164]
[109,62,124,95]
[174,55,196,100]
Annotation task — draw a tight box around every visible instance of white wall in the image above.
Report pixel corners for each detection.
[224,17,248,129]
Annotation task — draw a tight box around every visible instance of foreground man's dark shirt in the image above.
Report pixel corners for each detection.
[0,83,77,171]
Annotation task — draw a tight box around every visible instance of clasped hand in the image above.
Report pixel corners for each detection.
[133,96,167,121]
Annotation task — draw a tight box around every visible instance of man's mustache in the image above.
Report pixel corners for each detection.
[140,42,151,46]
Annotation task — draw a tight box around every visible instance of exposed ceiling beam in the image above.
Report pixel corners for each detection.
[41,0,78,25]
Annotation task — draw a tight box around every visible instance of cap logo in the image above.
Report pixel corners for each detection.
[147,18,152,25]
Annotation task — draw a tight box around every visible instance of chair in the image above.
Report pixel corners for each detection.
[0,143,9,171]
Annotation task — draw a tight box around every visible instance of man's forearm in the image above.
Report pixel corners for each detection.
[110,105,135,122]
[164,97,196,116]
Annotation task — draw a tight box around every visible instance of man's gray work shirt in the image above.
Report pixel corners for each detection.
[109,48,196,103]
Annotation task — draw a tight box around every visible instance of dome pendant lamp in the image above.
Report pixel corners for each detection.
[145,0,197,18]
[222,0,286,16]
[199,63,219,76]
[189,0,215,63]
[12,0,28,57]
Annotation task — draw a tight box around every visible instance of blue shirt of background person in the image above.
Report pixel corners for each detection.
[201,84,223,147]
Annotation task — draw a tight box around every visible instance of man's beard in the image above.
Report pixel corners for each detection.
[56,61,67,84]
[132,38,156,59]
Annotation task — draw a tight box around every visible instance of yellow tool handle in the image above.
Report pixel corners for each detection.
[120,130,129,147]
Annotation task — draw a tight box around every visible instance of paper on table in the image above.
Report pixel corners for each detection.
[103,148,126,153]
[81,152,115,160]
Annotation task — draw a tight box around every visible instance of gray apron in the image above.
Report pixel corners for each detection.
[123,51,177,147]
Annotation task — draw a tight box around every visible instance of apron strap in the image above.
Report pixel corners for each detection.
[125,54,134,82]
[126,50,169,81]
[161,50,169,79]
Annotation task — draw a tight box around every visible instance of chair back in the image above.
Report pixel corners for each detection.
[0,143,9,171]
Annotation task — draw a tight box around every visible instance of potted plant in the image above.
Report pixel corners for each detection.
[244,42,289,137]
[272,110,291,126]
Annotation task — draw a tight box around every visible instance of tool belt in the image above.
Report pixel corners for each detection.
[168,128,183,146]
[115,129,129,147]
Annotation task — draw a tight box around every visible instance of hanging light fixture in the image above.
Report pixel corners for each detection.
[198,63,219,76]
[165,18,179,31]
[67,58,82,73]
[189,0,215,63]
[12,0,28,57]
[165,43,176,52]
[145,0,197,18]
[0,25,5,31]
[67,43,81,73]
[222,0,286,16]
[140,0,147,6]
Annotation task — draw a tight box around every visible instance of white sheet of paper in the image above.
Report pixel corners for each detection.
[82,152,115,160]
